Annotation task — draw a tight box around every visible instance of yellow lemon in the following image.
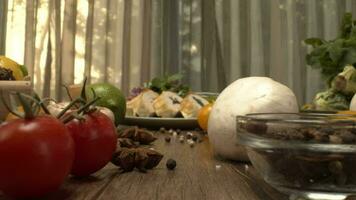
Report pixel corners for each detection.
[6,106,45,121]
[332,110,356,121]
[0,56,26,80]
[5,106,24,121]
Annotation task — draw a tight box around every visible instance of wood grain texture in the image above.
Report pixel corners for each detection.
[0,131,287,200]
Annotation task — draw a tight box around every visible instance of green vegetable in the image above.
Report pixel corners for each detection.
[19,65,28,77]
[331,65,356,95]
[313,89,349,111]
[144,73,190,97]
[305,13,356,83]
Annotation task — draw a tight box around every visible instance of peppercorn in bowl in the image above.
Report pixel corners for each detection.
[236,113,356,200]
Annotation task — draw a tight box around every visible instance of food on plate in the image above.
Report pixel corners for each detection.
[197,103,213,131]
[86,82,126,125]
[180,94,209,118]
[126,73,214,119]
[153,91,183,117]
[0,93,74,199]
[126,90,211,118]
[208,77,299,161]
[0,56,28,80]
[126,89,159,117]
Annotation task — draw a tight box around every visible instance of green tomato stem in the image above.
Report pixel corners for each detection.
[56,98,86,119]
[0,91,23,118]
[63,84,74,103]
[80,77,88,101]
[61,96,100,124]
[16,92,34,119]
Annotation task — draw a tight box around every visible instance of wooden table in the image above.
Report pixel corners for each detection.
[0,131,288,200]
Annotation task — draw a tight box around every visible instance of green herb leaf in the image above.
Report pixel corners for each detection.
[341,12,353,38]
[145,73,190,96]
[305,13,356,83]
[167,73,183,83]
[305,38,324,48]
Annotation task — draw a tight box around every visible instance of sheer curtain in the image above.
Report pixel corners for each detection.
[1,0,355,104]
[212,0,356,103]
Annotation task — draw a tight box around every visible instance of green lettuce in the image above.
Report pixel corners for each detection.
[313,89,349,111]
[331,65,356,95]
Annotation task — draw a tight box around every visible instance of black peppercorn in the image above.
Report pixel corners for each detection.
[245,121,267,135]
[186,132,193,139]
[165,136,171,143]
[192,134,198,142]
[179,136,184,143]
[188,140,195,147]
[166,159,176,170]
[329,161,343,174]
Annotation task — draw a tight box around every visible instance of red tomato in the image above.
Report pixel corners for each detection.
[66,111,117,177]
[0,116,75,199]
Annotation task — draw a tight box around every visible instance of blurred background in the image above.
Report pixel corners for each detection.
[1,0,356,103]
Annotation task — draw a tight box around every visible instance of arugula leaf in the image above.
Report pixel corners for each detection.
[341,12,353,38]
[305,38,324,48]
[167,73,183,83]
[144,73,191,97]
[328,39,344,63]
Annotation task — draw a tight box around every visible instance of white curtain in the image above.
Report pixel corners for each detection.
[1,0,355,104]
[212,0,356,104]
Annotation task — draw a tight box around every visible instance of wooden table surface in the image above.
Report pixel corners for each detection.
[0,130,288,200]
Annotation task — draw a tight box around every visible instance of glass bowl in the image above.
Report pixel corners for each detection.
[236,113,356,200]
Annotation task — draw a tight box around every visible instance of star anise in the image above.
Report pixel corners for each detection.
[117,138,139,148]
[118,126,157,145]
[111,147,163,173]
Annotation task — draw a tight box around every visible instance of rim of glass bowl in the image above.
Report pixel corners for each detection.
[236,113,356,153]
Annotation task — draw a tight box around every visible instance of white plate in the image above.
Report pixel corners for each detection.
[123,116,199,129]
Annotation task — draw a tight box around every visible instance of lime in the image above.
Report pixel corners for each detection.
[87,83,126,125]
[0,56,25,80]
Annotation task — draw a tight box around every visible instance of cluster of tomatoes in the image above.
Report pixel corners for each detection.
[0,102,117,198]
